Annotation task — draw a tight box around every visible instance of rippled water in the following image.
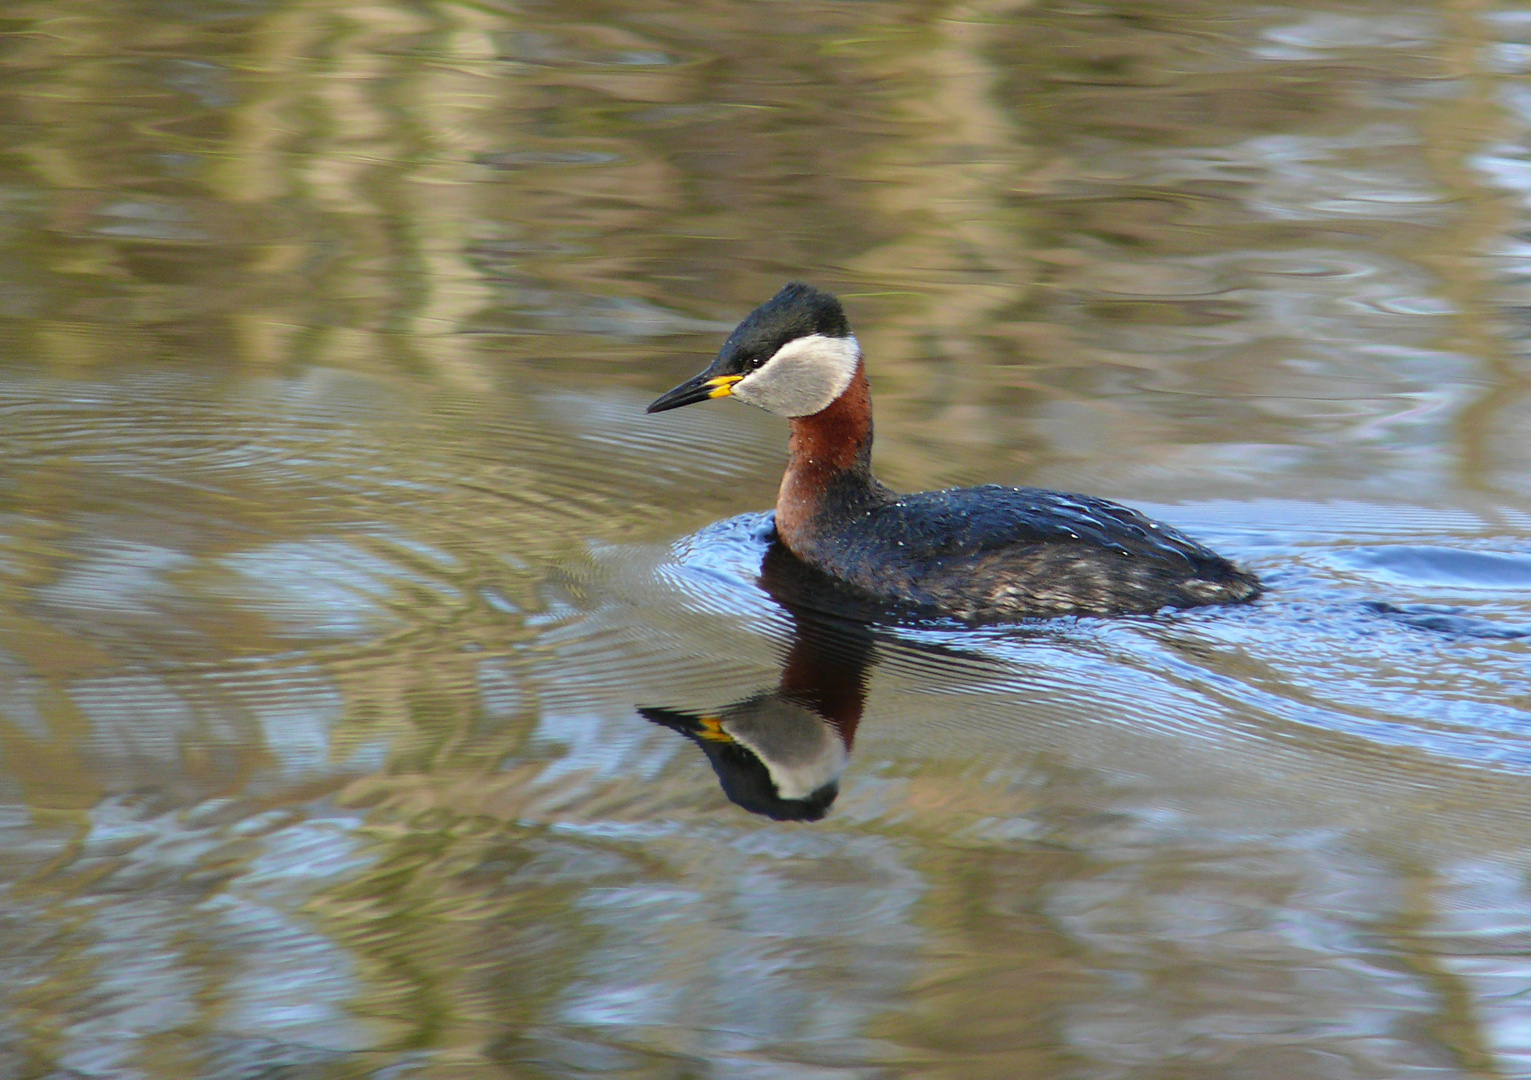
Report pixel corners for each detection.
[3,0,1531,1076]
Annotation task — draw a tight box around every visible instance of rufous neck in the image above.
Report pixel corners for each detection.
[775,360,876,545]
[785,360,873,477]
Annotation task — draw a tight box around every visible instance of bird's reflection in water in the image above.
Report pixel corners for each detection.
[640,541,884,821]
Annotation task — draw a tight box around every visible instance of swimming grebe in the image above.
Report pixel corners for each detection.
[647,282,1260,620]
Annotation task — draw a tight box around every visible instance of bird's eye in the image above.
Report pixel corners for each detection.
[745,354,768,373]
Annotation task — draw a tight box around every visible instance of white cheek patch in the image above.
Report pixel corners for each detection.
[732,334,860,417]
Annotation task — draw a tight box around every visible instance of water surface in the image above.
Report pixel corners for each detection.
[2,0,1531,1077]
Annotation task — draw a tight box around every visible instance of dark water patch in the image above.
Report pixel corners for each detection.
[1362,601,1531,640]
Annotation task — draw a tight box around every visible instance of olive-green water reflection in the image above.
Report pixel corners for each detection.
[3,0,1531,1076]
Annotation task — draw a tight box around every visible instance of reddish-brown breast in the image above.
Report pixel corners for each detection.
[774,361,876,549]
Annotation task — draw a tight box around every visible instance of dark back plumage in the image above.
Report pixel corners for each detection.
[799,481,1260,620]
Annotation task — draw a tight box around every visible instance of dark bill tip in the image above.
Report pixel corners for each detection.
[646,371,738,414]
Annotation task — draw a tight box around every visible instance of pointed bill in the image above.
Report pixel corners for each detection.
[646,372,742,414]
